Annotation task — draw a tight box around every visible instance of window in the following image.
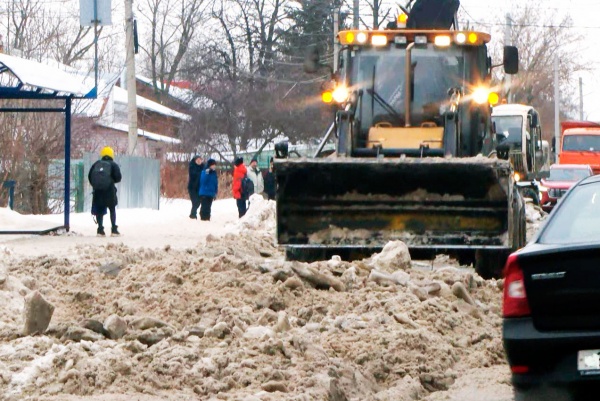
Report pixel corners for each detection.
[492,116,523,145]
[548,168,592,182]
[563,135,600,152]
[539,183,600,244]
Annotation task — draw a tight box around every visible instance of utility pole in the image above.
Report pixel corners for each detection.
[554,55,560,163]
[579,77,584,120]
[504,13,512,102]
[353,0,359,29]
[125,0,138,155]
[333,7,340,72]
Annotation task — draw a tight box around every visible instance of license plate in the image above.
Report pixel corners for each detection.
[578,350,600,375]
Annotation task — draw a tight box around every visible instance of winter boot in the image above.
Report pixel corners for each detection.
[111,226,120,237]
[97,227,106,237]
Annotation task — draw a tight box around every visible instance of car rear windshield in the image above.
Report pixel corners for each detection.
[539,182,600,244]
[563,135,600,152]
[548,168,591,181]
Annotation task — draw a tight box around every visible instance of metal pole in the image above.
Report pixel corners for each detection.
[579,77,584,120]
[6,0,10,54]
[504,13,512,102]
[125,0,138,155]
[353,0,359,29]
[554,55,560,163]
[333,7,340,73]
[405,42,415,127]
[313,122,336,158]
[64,97,72,232]
[93,0,99,95]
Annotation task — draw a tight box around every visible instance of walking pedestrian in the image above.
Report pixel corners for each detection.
[199,159,218,221]
[188,155,204,219]
[232,157,248,218]
[247,157,264,197]
[264,157,276,201]
[89,146,122,237]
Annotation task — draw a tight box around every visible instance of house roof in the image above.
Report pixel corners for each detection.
[98,121,182,145]
[113,85,191,121]
[0,53,93,97]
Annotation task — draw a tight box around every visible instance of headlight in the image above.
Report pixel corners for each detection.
[321,91,333,104]
[356,32,368,44]
[472,87,490,104]
[332,86,350,103]
[371,35,388,47]
[514,172,521,182]
[434,35,451,47]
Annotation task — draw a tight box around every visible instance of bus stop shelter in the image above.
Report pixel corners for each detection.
[0,53,95,234]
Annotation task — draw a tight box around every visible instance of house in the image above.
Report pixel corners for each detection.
[72,72,191,160]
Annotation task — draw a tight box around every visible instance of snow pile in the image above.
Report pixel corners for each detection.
[0,265,29,332]
[367,240,412,273]
[0,237,507,400]
[525,202,548,241]
[0,207,58,232]
[236,194,276,232]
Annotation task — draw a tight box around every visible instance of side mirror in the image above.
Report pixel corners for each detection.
[503,46,519,75]
[304,46,320,74]
[531,113,539,127]
[275,141,289,159]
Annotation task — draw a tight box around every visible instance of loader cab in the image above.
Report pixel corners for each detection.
[492,104,544,177]
[333,30,501,159]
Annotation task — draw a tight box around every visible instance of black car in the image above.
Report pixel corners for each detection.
[503,174,600,400]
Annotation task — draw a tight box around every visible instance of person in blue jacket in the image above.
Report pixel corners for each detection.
[199,159,218,221]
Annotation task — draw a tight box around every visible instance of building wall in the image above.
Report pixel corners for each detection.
[71,116,170,160]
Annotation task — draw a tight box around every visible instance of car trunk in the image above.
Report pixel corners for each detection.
[521,245,600,331]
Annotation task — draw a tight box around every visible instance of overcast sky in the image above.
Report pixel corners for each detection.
[458,0,600,121]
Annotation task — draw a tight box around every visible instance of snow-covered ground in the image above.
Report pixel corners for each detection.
[0,197,268,258]
[0,196,548,401]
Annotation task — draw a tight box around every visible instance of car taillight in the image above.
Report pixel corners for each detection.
[503,253,531,317]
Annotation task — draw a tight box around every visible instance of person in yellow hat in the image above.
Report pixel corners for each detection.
[88,146,122,236]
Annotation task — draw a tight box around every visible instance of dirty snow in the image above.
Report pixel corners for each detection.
[0,197,547,400]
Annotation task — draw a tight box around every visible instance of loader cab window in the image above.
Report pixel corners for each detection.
[349,45,467,143]
[492,116,523,145]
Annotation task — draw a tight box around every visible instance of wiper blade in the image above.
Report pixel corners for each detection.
[366,88,404,122]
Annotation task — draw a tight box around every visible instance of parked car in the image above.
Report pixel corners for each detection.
[539,164,593,212]
[503,174,600,400]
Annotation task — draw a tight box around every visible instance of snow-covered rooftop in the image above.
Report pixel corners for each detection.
[113,86,191,121]
[0,53,93,97]
[98,121,182,145]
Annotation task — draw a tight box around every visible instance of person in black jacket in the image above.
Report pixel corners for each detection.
[264,157,276,201]
[89,146,122,237]
[188,155,204,219]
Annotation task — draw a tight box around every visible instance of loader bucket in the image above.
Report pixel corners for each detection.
[275,157,514,261]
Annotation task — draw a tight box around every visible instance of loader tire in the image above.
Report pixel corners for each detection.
[475,250,510,279]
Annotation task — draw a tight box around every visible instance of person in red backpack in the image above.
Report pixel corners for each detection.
[89,146,122,237]
[232,157,247,218]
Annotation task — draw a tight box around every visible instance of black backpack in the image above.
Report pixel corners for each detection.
[90,160,113,191]
[241,176,254,199]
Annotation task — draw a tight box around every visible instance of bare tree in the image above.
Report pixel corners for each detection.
[138,0,207,103]
[491,2,587,140]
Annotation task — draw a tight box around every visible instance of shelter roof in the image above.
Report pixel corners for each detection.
[0,53,94,98]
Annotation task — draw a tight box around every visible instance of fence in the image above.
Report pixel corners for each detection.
[47,160,85,213]
[83,153,160,211]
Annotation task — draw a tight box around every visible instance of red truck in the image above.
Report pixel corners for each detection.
[559,121,600,174]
